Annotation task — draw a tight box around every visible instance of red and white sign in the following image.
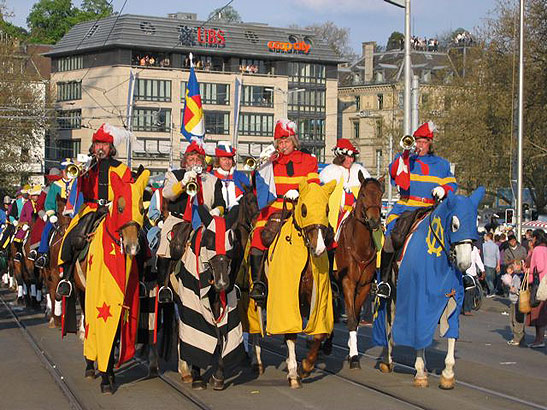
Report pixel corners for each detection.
[197,27,226,45]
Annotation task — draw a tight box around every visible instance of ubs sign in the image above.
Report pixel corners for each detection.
[178,25,226,48]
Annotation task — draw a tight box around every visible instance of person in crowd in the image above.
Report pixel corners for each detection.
[506,263,526,346]
[482,232,500,298]
[522,229,533,251]
[463,244,484,316]
[525,229,547,348]
[497,233,509,294]
[211,141,250,211]
[502,234,527,296]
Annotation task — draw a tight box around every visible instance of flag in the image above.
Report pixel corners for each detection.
[64,178,83,217]
[254,163,276,210]
[181,66,205,142]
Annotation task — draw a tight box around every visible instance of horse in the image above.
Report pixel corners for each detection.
[73,169,149,393]
[332,175,383,369]
[174,204,244,391]
[374,187,485,389]
[43,195,71,328]
[264,179,337,389]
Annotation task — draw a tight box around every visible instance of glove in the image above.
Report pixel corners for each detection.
[42,213,49,222]
[157,220,164,229]
[432,186,446,201]
[38,210,46,220]
[259,144,276,159]
[181,170,197,186]
[49,215,58,224]
[13,220,18,227]
[210,207,222,217]
[284,189,300,201]
[22,224,30,231]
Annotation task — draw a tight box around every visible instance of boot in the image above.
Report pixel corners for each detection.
[376,250,394,299]
[248,251,267,307]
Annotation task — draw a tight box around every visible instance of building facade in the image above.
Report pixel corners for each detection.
[45,14,341,172]
[338,42,457,177]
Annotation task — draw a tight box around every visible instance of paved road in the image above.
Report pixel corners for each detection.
[1,288,545,410]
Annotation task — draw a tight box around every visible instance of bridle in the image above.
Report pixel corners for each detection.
[426,206,471,266]
[106,219,141,251]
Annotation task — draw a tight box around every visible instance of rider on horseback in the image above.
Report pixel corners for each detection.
[56,124,132,298]
[13,185,43,262]
[248,119,320,304]
[212,141,250,211]
[35,162,72,269]
[376,121,458,299]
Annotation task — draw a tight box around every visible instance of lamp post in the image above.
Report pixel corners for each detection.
[516,0,525,239]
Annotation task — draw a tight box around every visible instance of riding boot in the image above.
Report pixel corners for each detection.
[55,263,74,299]
[248,250,267,307]
[376,250,394,299]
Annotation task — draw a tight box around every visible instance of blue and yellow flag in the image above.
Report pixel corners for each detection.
[181,66,205,142]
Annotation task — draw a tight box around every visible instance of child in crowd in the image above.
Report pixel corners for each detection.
[507,263,525,346]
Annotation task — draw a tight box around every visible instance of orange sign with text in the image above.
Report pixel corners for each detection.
[267,41,311,54]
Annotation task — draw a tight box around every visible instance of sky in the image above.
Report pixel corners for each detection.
[6,0,498,52]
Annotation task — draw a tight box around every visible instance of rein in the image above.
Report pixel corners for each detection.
[426,205,459,265]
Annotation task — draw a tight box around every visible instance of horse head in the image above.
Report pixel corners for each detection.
[441,186,485,272]
[295,180,337,257]
[237,185,259,230]
[355,172,384,230]
[105,169,150,256]
[196,205,238,292]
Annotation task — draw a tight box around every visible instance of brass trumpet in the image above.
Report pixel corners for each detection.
[399,135,416,151]
[66,163,81,179]
[186,179,199,197]
[243,150,279,171]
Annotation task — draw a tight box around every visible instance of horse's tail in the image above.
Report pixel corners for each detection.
[158,301,174,361]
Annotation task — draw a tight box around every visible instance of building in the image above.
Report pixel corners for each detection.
[45,13,342,173]
[338,42,457,177]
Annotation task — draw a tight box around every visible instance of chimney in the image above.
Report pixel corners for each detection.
[362,41,376,83]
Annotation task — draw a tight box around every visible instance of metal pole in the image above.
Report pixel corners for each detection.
[125,70,136,169]
[411,74,419,132]
[169,122,174,170]
[403,0,412,135]
[388,134,393,210]
[516,0,525,239]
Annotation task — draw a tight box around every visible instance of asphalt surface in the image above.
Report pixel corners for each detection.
[0,288,545,410]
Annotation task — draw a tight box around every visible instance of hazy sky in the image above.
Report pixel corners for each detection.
[6,0,498,52]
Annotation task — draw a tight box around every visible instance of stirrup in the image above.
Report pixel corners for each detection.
[249,281,267,305]
[376,282,391,299]
[14,252,22,262]
[28,250,37,261]
[158,285,173,303]
[35,255,48,269]
[56,279,73,298]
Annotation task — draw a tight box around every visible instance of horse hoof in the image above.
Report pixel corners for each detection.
[85,369,95,379]
[349,356,361,370]
[147,367,159,379]
[414,377,429,388]
[288,376,302,389]
[322,342,333,356]
[298,363,311,379]
[379,362,394,373]
[100,383,114,394]
[439,375,455,390]
[48,318,56,329]
[211,375,225,391]
[192,379,207,390]
[252,363,265,375]
[181,374,193,384]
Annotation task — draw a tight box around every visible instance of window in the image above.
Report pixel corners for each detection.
[57,81,82,102]
[132,108,171,132]
[205,111,230,135]
[134,79,171,102]
[181,82,230,105]
[292,118,325,142]
[377,93,384,110]
[56,139,81,159]
[57,110,81,130]
[288,89,325,113]
[133,138,170,158]
[302,145,325,162]
[57,55,83,72]
[376,71,384,83]
[353,121,360,139]
[238,113,274,137]
[184,55,225,71]
[421,70,431,83]
[239,58,273,74]
[288,62,325,84]
[355,96,361,110]
[241,86,273,107]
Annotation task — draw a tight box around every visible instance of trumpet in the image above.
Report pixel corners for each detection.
[399,135,416,151]
[243,149,279,171]
[65,155,97,180]
[186,179,199,197]
[66,163,82,179]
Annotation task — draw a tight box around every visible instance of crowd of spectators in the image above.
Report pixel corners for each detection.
[134,54,171,68]
[239,64,259,74]
[454,31,474,46]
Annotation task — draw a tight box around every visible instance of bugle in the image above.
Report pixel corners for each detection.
[243,149,279,171]
[399,135,416,151]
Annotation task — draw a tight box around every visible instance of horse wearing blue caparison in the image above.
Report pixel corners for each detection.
[373,187,485,389]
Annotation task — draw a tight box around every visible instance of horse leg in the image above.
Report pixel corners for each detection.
[147,343,159,378]
[84,358,95,379]
[250,334,264,375]
[439,338,456,390]
[322,331,334,356]
[191,365,206,390]
[342,276,360,368]
[285,335,301,389]
[100,340,116,394]
[413,349,428,387]
[299,334,325,379]
[379,299,395,373]
[211,351,225,391]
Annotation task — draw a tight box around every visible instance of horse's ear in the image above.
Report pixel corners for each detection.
[446,189,456,208]
[469,186,485,209]
[197,204,213,227]
[226,205,239,229]
[134,169,150,194]
[322,179,337,197]
[298,179,310,195]
[358,170,366,184]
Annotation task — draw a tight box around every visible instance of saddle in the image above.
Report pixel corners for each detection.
[169,221,193,261]
[261,211,289,248]
[391,207,433,251]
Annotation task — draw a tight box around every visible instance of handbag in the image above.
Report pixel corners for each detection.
[518,273,532,314]
[537,273,547,302]
[529,268,541,308]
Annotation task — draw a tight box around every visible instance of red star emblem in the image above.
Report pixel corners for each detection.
[88,254,93,268]
[84,323,89,339]
[96,302,112,323]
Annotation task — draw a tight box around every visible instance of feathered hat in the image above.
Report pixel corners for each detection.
[274,119,297,140]
[92,123,131,147]
[413,121,437,140]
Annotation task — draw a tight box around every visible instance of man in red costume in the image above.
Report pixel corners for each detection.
[56,123,132,297]
[249,119,320,303]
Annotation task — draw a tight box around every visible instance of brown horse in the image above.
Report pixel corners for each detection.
[333,175,383,369]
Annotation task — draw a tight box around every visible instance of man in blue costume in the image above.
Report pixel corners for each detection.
[376,121,457,298]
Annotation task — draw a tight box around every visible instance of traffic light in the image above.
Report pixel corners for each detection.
[523,203,530,212]
[505,209,515,225]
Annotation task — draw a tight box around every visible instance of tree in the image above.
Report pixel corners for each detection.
[387,31,404,50]
[432,0,547,213]
[295,21,356,62]
[207,5,242,23]
[76,0,113,21]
